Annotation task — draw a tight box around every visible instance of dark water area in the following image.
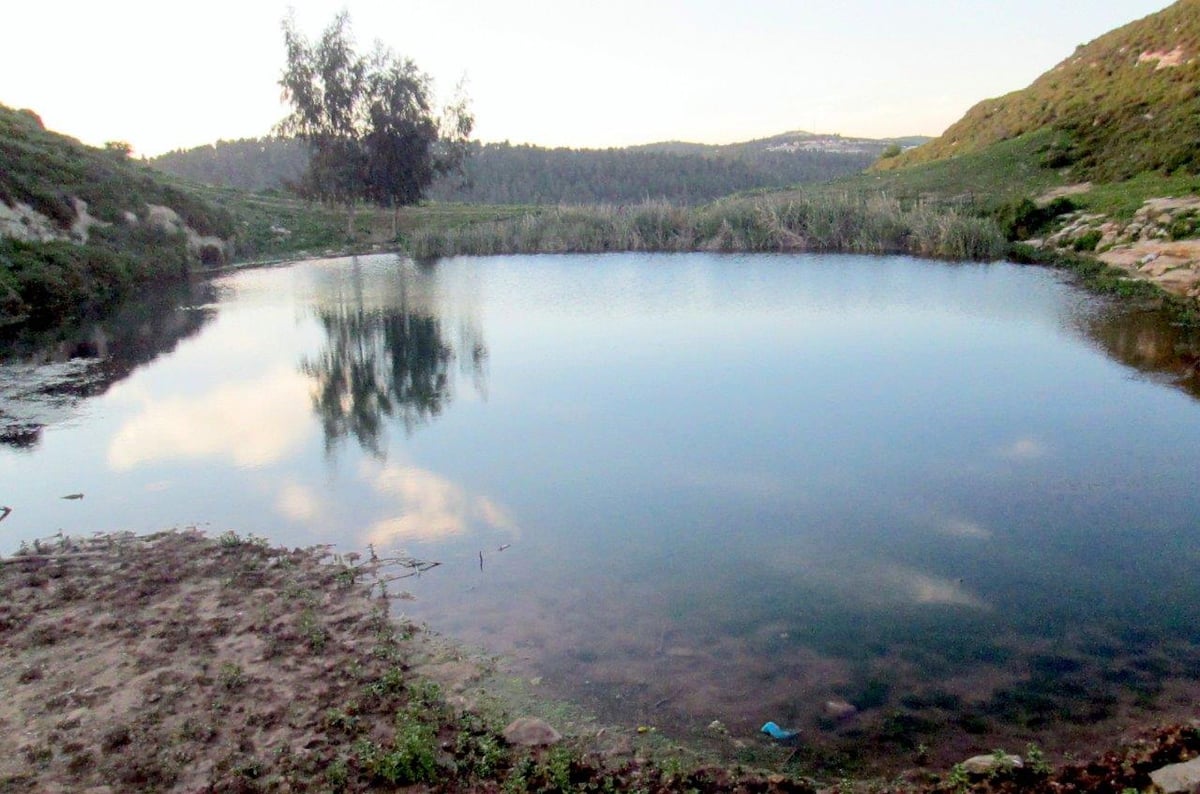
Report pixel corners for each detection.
[3,252,1200,769]
[0,280,218,449]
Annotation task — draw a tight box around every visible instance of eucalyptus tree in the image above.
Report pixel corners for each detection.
[277,12,472,238]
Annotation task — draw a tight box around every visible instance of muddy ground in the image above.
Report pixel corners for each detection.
[1,529,1198,793]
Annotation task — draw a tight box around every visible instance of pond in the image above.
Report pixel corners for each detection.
[3,251,1200,768]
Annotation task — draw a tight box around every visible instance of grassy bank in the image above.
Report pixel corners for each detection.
[3,529,1200,793]
[0,530,820,793]
[174,179,537,265]
[1009,242,1200,326]
[406,195,1009,261]
[0,105,236,329]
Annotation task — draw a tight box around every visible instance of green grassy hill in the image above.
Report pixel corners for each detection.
[821,0,1200,312]
[0,103,236,327]
[878,0,1200,182]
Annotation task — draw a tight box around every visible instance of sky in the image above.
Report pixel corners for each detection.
[0,1,1174,157]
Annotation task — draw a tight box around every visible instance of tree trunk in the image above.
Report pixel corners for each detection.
[392,206,400,240]
[346,202,357,240]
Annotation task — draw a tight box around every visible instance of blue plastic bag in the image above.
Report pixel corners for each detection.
[760,721,799,740]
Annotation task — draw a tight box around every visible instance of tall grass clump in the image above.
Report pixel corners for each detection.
[406,195,1008,261]
[908,205,1010,260]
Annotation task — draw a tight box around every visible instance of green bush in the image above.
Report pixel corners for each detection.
[353,711,439,785]
[994,196,1077,240]
[0,237,139,325]
[1169,211,1200,240]
[1072,229,1103,251]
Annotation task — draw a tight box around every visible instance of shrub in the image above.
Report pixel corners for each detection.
[1073,229,1103,251]
[1169,211,1199,240]
[994,196,1077,240]
[353,710,439,785]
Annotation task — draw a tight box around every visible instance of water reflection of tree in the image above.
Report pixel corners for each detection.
[302,302,486,457]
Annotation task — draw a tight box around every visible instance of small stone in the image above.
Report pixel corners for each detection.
[503,717,561,746]
[962,753,1023,776]
[707,719,727,734]
[823,699,858,719]
[57,707,89,730]
[1150,756,1200,793]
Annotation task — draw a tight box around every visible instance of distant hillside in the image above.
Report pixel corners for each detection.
[634,130,929,158]
[151,132,928,205]
[0,103,236,328]
[879,0,1200,181]
[151,137,310,195]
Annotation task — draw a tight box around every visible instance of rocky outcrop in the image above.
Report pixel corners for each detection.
[1137,45,1190,69]
[502,717,562,746]
[0,200,62,243]
[1033,196,1200,301]
[0,197,234,267]
[1150,756,1200,793]
[1,198,108,245]
[144,204,233,266]
[961,753,1024,776]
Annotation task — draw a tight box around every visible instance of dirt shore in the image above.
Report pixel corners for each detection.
[1,530,1197,793]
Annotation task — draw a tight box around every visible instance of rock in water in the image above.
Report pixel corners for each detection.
[961,753,1023,776]
[1150,756,1200,793]
[823,699,858,719]
[503,717,562,746]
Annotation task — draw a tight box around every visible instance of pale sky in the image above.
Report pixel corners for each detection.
[0,1,1173,156]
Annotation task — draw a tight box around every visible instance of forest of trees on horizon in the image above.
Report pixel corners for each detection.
[150,134,921,206]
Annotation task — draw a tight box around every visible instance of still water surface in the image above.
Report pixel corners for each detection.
[3,252,1200,759]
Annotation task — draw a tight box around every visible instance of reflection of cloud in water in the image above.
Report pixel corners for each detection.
[108,368,313,470]
[362,461,518,544]
[939,518,992,540]
[883,566,990,610]
[276,482,323,522]
[760,548,989,610]
[997,436,1048,461]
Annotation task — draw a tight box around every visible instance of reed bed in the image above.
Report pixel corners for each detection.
[407,195,1009,261]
